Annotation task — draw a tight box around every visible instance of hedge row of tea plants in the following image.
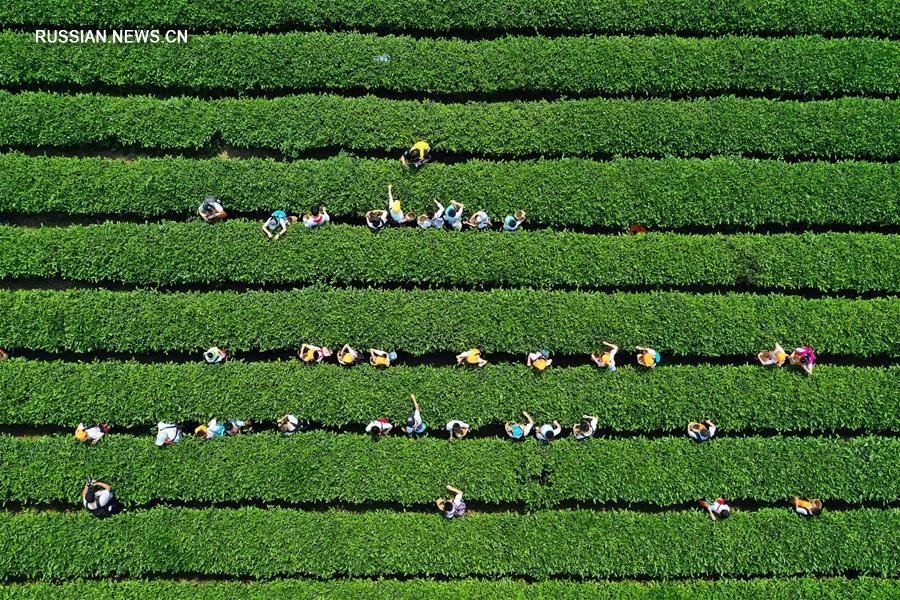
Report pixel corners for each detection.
[2,223,896,291]
[1,433,896,506]
[1,92,896,159]
[0,361,893,431]
[0,288,896,355]
[3,32,898,96]
[1,0,895,35]
[3,577,900,600]
[3,153,896,227]
[0,507,896,579]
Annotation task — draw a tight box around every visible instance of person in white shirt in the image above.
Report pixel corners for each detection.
[204,346,229,364]
[366,209,389,232]
[417,200,445,230]
[302,206,330,228]
[436,485,466,519]
[277,414,304,435]
[387,185,414,224]
[337,344,360,366]
[535,420,562,441]
[366,418,393,439]
[82,479,119,518]
[405,394,426,434]
[591,342,618,372]
[155,422,182,446]
[198,195,227,222]
[443,201,465,231]
[74,423,109,444]
[446,420,470,439]
[299,344,332,364]
[572,415,598,440]
[466,211,491,230]
[526,350,552,372]
[699,498,731,521]
[687,420,717,443]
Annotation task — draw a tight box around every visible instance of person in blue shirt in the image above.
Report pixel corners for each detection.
[503,210,526,231]
[262,210,290,240]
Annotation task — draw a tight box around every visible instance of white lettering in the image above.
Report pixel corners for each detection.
[165,30,188,43]
[134,30,151,43]
[35,30,46,43]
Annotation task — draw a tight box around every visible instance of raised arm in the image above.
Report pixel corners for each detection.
[446,485,463,495]
[261,221,273,238]
[388,184,394,205]
[523,412,534,425]
[411,394,419,410]
[604,341,619,352]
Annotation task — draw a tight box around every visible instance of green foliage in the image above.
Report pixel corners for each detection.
[2,32,898,96]
[3,153,896,227]
[0,507,897,579]
[0,0,895,35]
[0,288,896,355]
[1,433,897,506]
[1,92,896,159]
[3,577,900,600]
[0,361,894,431]
[1,223,897,292]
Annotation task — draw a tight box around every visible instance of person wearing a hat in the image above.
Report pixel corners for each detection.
[74,423,110,444]
[757,343,788,367]
[535,420,562,441]
[303,205,330,228]
[224,420,251,435]
[203,346,229,364]
[456,348,488,368]
[503,210,526,232]
[400,140,432,168]
[366,209,389,231]
[792,497,823,516]
[591,341,619,372]
[687,420,717,443]
[369,348,397,368]
[788,346,817,375]
[417,200,446,230]
[699,498,731,521]
[466,210,492,230]
[636,346,661,368]
[443,201,465,231]
[526,350,552,372]
[262,210,291,239]
[155,422,182,446]
[572,415,599,440]
[198,195,227,222]
[505,412,535,440]
[404,394,427,435]
[387,185,415,225]
[299,344,333,364]
[366,418,393,439]
[337,344,360,366]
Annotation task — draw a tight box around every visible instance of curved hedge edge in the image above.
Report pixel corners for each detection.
[2,224,898,292]
[0,0,896,36]
[0,433,897,506]
[0,507,897,579]
[2,154,896,227]
[0,288,897,355]
[0,92,897,160]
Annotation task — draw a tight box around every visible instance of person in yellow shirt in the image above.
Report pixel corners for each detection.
[369,348,397,367]
[299,344,333,364]
[456,348,488,368]
[527,350,552,372]
[337,344,360,366]
[400,140,432,168]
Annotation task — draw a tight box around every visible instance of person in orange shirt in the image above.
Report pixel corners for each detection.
[792,498,823,516]
[636,346,661,368]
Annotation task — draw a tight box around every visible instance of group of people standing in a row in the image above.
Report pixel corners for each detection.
[197,141,528,237]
